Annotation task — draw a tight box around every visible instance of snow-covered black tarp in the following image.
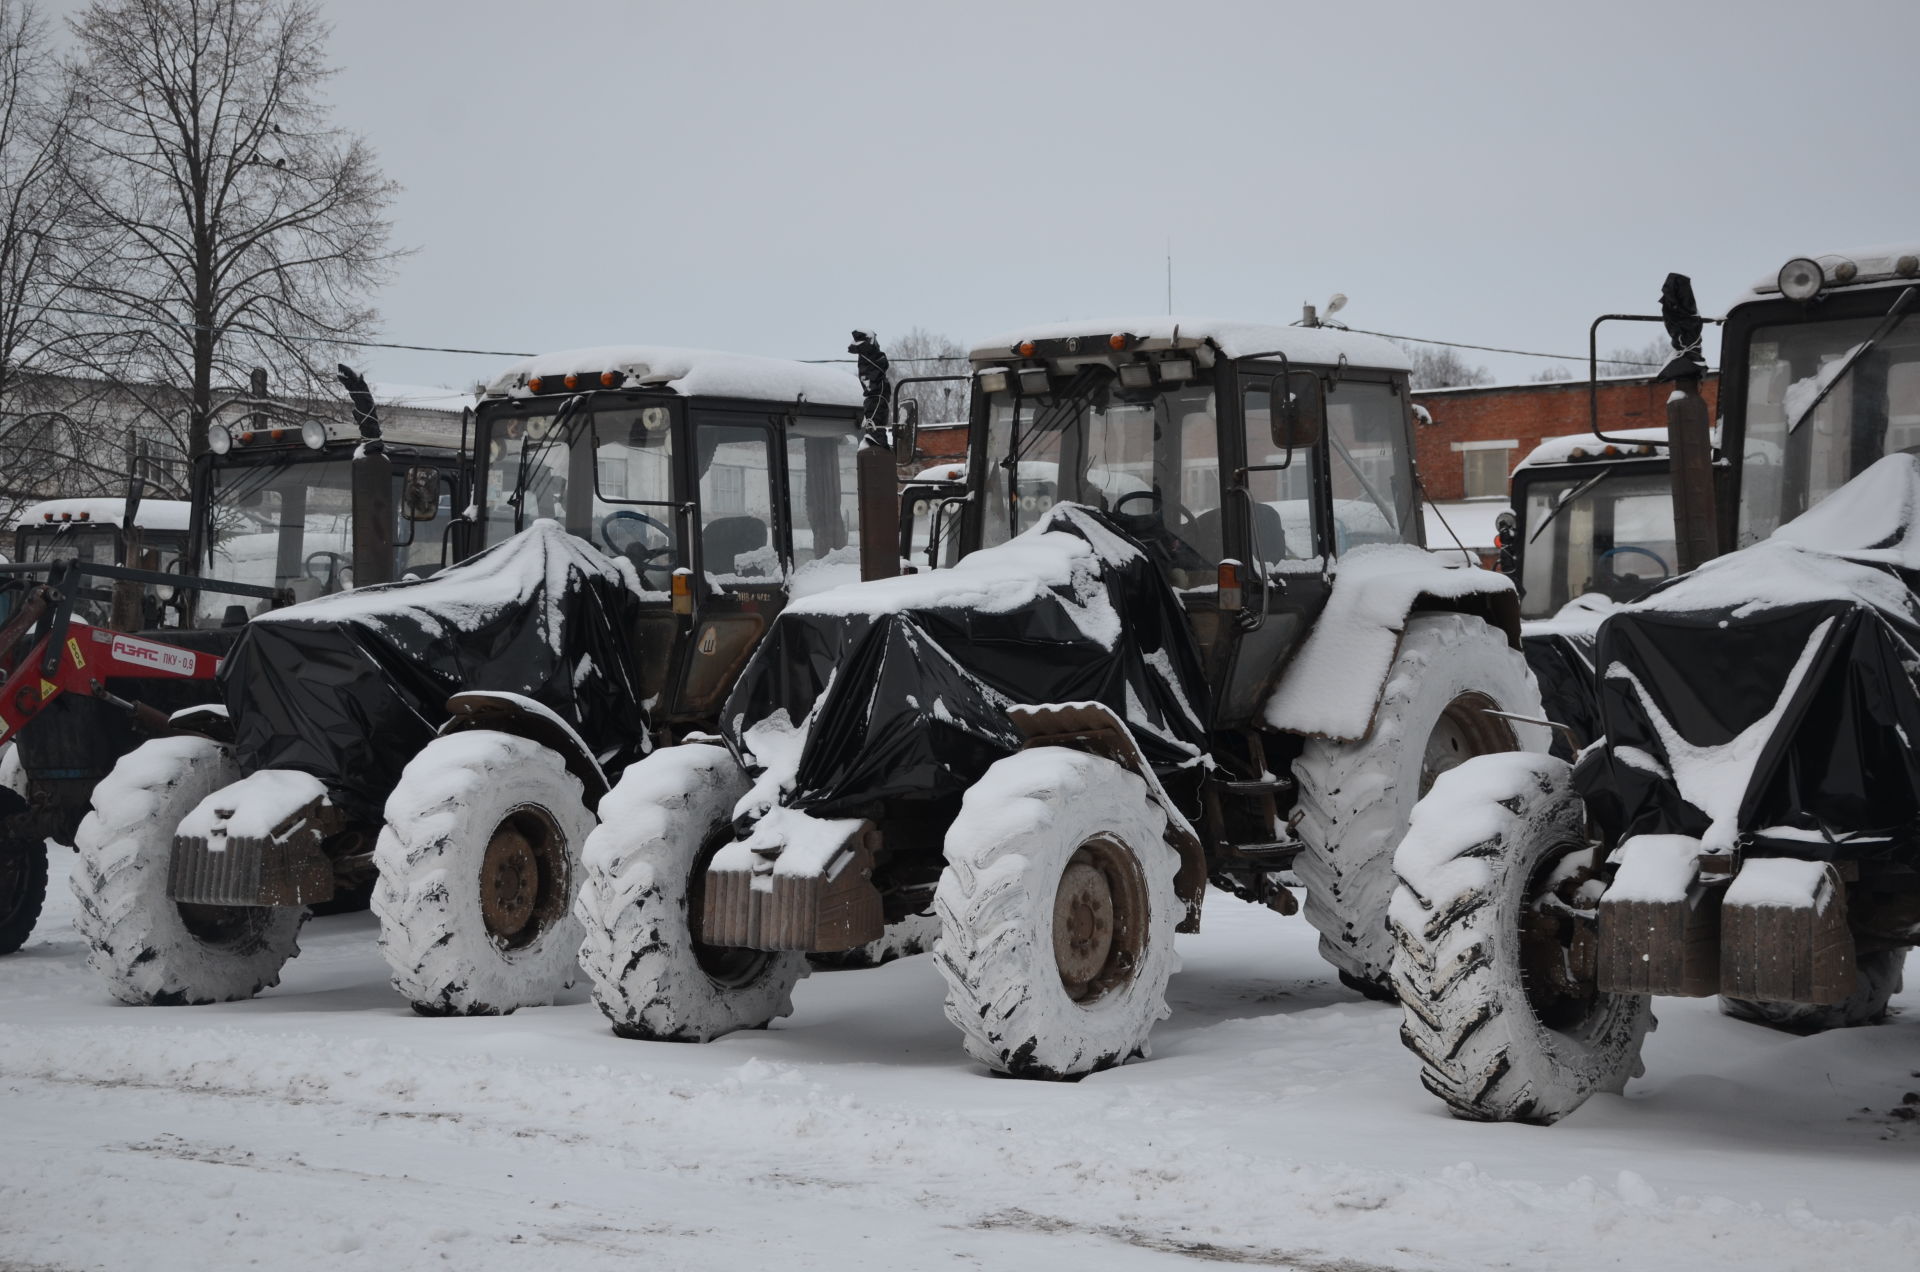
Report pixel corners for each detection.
[1580,455,1920,861]
[220,521,649,824]
[722,504,1209,818]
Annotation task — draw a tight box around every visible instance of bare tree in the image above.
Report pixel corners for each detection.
[1530,364,1574,382]
[63,0,402,456]
[1395,341,1494,390]
[887,327,969,433]
[1598,337,1675,378]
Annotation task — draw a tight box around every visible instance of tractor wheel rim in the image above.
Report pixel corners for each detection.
[1052,836,1149,1005]
[479,806,566,949]
[1421,691,1517,796]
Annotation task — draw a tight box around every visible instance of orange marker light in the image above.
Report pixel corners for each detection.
[1217,560,1243,611]
[527,376,545,394]
[1108,334,1127,351]
[1017,341,1036,357]
[600,371,621,387]
[564,373,580,390]
[270,428,286,441]
[78,511,90,521]
[42,512,51,522]
[239,431,255,445]
[670,569,693,615]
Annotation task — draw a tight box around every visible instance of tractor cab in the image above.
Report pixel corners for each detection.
[9,499,192,628]
[471,346,868,728]
[959,320,1426,724]
[1507,429,1676,618]
[195,388,469,624]
[1720,249,1920,550]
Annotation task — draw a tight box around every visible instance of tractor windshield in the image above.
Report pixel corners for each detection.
[979,379,1223,590]
[478,398,678,589]
[201,456,355,619]
[199,454,458,621]
[14,525,121,566]
[1517,468,1676,618]
[1737,309,1920,545]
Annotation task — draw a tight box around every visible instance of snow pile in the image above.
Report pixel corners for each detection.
[1263,543,1516,741]
[787,503,1128,648]
[176,769,327,844]
[1628,455,1920,621]
[483,344,863,407]
[253,519,638,651]
[971,315,1411,371]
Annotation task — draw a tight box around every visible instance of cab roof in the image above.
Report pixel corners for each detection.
[13,498,192,531]
[1512,426,1670,474]
[1731,244,1920,310]
[481,345,864,408]
[970,316,1411,372]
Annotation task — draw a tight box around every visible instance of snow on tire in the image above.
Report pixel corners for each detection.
[1293,612,1546,997]
[1389,751,1651,1125]
[374,731,596,1016]
[934,748,1180,1080]
[71,737,304,1005]
[1721,948,1907,1034]
[574,745,806,1042]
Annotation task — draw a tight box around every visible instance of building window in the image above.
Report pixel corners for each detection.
[1461,445,1514,498]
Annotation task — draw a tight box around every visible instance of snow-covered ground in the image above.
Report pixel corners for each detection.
[3,850,1915,1271]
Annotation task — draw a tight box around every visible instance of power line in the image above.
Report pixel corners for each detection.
[1341,326,1668,368]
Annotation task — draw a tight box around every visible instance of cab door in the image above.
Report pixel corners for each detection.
[1212,364,1334,727]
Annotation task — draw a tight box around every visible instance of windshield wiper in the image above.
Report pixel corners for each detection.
[1527,469,1612,545]
[1787,285,1917,432]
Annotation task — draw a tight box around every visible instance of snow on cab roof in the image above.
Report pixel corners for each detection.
[1731,243,1920,309]
[1513,426,1671,473]
[13,498,192,531]
[970,316,1411,372]
[482,345,864,408]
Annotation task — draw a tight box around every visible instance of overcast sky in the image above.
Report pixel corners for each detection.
[44,0,1920,391]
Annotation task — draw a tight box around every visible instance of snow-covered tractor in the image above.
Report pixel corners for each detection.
[574,317,1548,1078]
[1501,427,1680,758]
[72,344,889,1012]
[66,371,471,992]
[1391,248,1920,1124]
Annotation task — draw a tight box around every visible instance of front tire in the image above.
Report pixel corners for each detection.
[574,745,806,1042]
[72,737,304,1005]
[1389,752,1651,1125]
[1721,948,1907,1034]
[934,749,1181,1080]
[1294,612,1545,997]
[374,732,596,1016]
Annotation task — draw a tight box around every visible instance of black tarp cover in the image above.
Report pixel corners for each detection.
[1521,625,1601,762]
[722,503,1210,818]
[221,520,649,823]
[1579,455,1920,862]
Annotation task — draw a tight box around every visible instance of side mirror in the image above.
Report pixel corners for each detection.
[401,466,441,522]
[894,399,920,466]
[1270,373,1325,452]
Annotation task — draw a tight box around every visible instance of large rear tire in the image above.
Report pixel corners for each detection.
[1294,612,1545,997]
[72,737,304,1005]
[374,732,595,1016]
[1721,948,1907,1033]
[0,834,48,956]
[1389,752,1651,1125]
[934,749,1181,1080]
[574,745,807,1042]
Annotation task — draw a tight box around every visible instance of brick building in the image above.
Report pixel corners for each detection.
[1410,372,1720,502]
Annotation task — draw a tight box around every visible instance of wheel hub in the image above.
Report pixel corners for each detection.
[1421,692,1518,796]
[1050,837,1148,1005]
[478,806,567,949]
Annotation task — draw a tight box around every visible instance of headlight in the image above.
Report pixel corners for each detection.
[208,424,233,454]
[641,406,670,432]
[976,369,1010,395]
[1778,257,1824,302]
[300,419,327,450]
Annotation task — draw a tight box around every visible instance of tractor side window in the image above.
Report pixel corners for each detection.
[786,420,859,571]
[1242,383,1321,567]
[1325,381,1416,552]
[697,421,777,586]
